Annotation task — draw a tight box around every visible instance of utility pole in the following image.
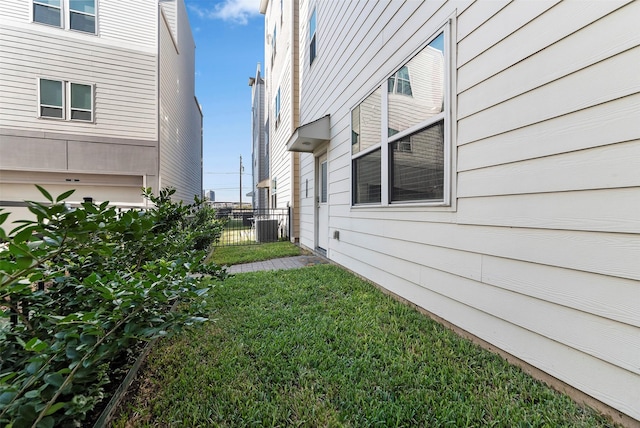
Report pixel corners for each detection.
[239,155,243,208]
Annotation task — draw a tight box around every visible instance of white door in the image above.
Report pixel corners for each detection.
[317,154,329,251]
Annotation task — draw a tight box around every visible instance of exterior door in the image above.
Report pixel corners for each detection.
[317,153,329,251]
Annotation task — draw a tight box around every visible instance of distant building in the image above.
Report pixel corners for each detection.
[249,64,268,210]
[260,0,300,242]
[0,0,202,223]
[205,190,215,202]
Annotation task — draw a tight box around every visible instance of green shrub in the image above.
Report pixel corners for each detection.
[0,186,224,428]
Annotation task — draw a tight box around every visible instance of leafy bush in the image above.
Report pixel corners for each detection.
[0,186,225,428]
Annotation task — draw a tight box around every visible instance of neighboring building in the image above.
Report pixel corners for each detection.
[261,0,640,424]
[260,0,300,240]
[0,0,202,223]
[249,64,268,210]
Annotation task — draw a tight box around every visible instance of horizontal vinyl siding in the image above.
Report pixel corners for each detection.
[265,0,295,210]
[270,60,294,208]
[99,0,157,48]
[457,46,640,145]
[456,0,629,92]
[0,0,28,21]
[0,1,157,51]
[297,0,640,421]
[0,24,157,140]
[457,2,640,120]
[457,93,640,171]
[159,0,178,43]
[158,3,201,202]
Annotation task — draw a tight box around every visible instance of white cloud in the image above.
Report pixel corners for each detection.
[188,0,261,25]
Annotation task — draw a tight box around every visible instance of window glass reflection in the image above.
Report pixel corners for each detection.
[69,0,95,14]
[351,86,381,154]
[388,33,444,137]
[33,1,61,27]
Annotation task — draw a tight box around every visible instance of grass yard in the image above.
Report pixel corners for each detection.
[207,241,302,266]
[217,224,255,245]
[114,265,616,427]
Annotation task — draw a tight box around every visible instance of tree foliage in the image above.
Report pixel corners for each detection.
[0,186,225,428]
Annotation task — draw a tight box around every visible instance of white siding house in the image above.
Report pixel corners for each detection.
[0,0,201,222]
[260,0,300,240]
[159,0,202,203]
[267,0,640,424]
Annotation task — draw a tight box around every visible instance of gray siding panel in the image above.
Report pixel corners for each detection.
[67,141,157,174]
[0,130,157,176]
[0,134,67,170]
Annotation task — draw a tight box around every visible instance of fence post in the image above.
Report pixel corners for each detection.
[288,206,293,242]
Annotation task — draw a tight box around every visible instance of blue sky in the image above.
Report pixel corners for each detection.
[185,0,264,202]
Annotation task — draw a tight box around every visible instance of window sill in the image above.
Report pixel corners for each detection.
[38,116,95,124]
[351,201,455,212]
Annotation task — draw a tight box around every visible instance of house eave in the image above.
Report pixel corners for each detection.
[259,0,268,14]
[286,115,331,153]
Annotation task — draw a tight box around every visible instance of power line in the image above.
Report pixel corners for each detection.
[206,187,243,190]
[205,172,252,175]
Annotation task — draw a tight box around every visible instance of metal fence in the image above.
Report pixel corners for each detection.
[214,208,290,246]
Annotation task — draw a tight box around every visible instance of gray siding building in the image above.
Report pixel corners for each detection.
[250,64,268,210]
[0,0,202,223]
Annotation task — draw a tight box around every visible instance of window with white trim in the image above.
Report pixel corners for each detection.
[320,160,328,203]
[39,78,94,122]
[69,0,96,33]
[274,87,281,128]
[39,79,64,118]
[70,82,93,121]
[309,7,317,66]
[351,26,450,206]
[33,0,62,27]
[388,65,412,96]
[32,0,96,34]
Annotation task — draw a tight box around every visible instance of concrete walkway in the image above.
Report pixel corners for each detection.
[226,255,329,274]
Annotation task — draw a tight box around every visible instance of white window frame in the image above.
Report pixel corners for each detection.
[38,78,95,123]
[350,20,453,208]
[274,87,281,128]
[31,0,98,35]
[68,0,97,35]
[32,0,63,28]
[388,65,412,96]
[68,81,94,122]
[38,78,65,120]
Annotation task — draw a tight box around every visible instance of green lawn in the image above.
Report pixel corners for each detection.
[114,266,616,427]
[216,225,255,246]
[207,241,302,266]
